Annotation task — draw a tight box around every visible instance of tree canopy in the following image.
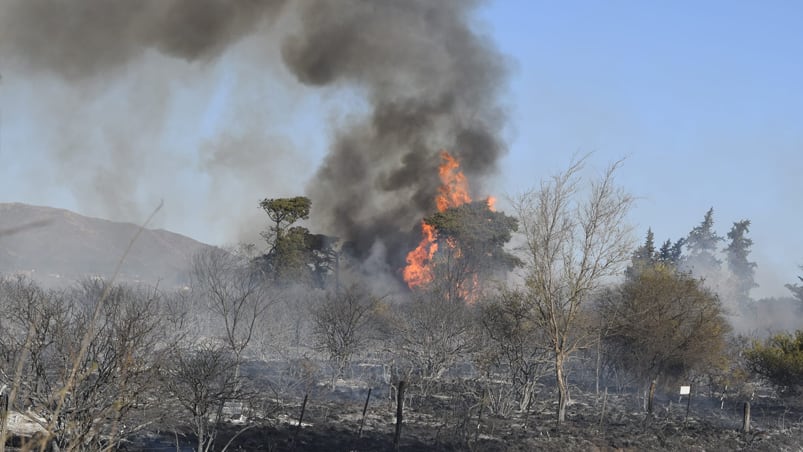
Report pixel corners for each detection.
[425,201,520,272]
[600,265,731,388]
[684,207,723,274]
[745,330,803,396]
[256,196,337,288]
[725,219,757,302]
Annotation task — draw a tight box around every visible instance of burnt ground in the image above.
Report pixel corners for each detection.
[125,382,803,452]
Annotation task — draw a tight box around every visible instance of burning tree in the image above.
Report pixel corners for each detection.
[403,152,519,303]
[512,158,634,424]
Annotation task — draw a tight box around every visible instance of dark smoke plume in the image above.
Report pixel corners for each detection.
[0,0,287,80]
[0,0,508,273]
[285,0,508,264]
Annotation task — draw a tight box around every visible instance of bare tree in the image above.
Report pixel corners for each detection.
[479,289,551,412]
[311,285,380,389]
[0,277,173,450]
[192,247,272,386]
[390,290,476,394]
[512,158,634,423]
[162,344,238,452]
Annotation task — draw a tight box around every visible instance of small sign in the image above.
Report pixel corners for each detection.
[680,386,691,395]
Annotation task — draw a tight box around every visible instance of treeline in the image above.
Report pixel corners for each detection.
[2,158,803,450]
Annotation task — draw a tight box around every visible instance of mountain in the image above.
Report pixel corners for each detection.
[0,203,211,287]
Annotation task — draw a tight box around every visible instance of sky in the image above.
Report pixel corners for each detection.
[1,0,802,298]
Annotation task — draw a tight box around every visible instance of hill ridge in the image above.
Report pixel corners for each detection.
[0,202,211,287]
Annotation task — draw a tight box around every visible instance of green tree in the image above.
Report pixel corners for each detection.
[625,228,656,280]
[424,200,520,303]
[656,237,685,268]
[784,266,803,307]
[684,207,723,274]
[257,197,337,287]
[599,265,731,392]
[259,197,312,251]
[725,219,757,302]
[745,330,803,396]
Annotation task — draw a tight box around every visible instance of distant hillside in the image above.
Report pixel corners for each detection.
[0,203,212,287]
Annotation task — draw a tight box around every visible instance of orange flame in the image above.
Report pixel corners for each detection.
[436,151,472,211]
[486,196,496,211]
[403,151,474,290]
[402,221,438,287]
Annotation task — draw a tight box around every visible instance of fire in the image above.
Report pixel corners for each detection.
[403,151,486,294]
[486,196,496,211]
[401,221,438,287]
[436,152,471,211]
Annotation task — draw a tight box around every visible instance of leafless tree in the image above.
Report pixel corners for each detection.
[479,289,551,412]
[311,285,381,389]
[192,247,272,386]
[162,344,238,452]
[0,277,174,451]
[511,158,634,423]
[390,290,476,395]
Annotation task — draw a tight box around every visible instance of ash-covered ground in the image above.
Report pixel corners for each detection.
[122,367,803,452]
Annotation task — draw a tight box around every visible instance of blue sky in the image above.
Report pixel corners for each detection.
[483,0,803,297]
[1,1,802,297]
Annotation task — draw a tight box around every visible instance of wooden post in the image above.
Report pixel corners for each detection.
[598,387,608,428]
[474,387,487,444]
[742,401,751,433]
[393,381,405,451]
[684,385,692,425]
[292,393,308,450]
[358,388,372,438]
[0,390,8,452]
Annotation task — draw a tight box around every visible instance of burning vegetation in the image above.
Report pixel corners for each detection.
[3,1,803,451]
[403,151,515,303]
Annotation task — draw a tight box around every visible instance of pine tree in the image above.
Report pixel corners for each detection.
[785,266,803,307]
[684,208,723,275]
[656,238,685,268]
[725,219,757,302]
[625,228,656,280]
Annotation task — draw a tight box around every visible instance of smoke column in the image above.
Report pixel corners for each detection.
[0,0,508,271]
[285,0,508,265]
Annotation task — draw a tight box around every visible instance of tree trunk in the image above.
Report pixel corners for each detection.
[556,353,568,424]
[197,420,205,452]
[520,379,536,412]
[595,331,601,396]
[647,379,657,416]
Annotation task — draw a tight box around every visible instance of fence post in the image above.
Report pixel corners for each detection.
[647,380,656,416]
[0,387,8,452]
[742,401,751,433]
[393,381,405,451]
[474,387,487,444]
[684,385,692,425]
[358,388,372,438]
[291,393,308,450]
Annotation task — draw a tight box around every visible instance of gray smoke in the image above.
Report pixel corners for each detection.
[284,0,508,262]
[0,0,508,272]
[0,0,287,80]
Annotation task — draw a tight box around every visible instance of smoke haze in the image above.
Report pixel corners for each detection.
[0,0,508,272]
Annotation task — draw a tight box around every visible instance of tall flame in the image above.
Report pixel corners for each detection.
[436,152,472,211]
[403,151,472,288]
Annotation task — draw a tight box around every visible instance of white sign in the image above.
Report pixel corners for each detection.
[679,386,691,395]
